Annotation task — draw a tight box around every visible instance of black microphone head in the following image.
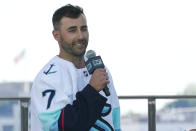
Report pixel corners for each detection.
[86,50,96,59]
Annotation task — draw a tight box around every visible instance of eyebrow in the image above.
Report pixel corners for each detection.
[81,25,88,29]
[66,24,88,31]
[67,26,77,31]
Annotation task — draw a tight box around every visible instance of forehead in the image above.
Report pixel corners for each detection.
[60,14,87,28]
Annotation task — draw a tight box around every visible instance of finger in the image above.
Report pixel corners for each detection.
[106,75,109,80]
[104,73,109,79]
[104,74,109,82]
[106,78,109,83]
[97,68,106,72]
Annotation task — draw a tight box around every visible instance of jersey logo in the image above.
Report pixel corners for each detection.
[43,64,57,75]
[90,103,114,131]
[101,104,112,117]
[42,89,55,109]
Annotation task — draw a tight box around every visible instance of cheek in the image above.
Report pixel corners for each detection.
[84,32,89,40]
[61,35,74,43]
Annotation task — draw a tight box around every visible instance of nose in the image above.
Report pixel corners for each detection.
[77,30,84,39]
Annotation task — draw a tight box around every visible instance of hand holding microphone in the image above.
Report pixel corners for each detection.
[85,50,110,96]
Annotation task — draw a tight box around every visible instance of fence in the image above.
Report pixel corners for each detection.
[119,95,196,131]
[1,95,196,131]
[0,97,29,131]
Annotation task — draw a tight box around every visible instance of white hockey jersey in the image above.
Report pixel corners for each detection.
[30,55,121,131]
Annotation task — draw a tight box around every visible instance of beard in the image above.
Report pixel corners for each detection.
[60,36,88,57]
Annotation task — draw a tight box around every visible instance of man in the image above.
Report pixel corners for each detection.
[31,4,121,131]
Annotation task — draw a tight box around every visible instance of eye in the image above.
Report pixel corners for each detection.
[81,26,88,32]
[68,29,77,33]
[67,27,77,33]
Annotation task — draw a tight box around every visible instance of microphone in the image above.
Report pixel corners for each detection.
[85,50,110,96]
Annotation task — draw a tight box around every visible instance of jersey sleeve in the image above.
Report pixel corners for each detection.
[58,84,107,131]
[106,67,121,131]
[31,65,72,131]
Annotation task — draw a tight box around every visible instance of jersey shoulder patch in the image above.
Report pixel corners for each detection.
[43,63,57,75]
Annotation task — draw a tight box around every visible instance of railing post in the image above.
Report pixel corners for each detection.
[20,99,29,131]
[148,98,156,131]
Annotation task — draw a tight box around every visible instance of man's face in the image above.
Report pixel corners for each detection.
[56,14,89,57]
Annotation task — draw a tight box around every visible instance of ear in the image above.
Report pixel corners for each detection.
[52,30,60,41]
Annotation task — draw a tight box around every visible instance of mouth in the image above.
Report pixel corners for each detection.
[73,40,87,49]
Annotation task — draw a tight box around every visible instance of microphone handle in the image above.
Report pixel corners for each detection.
[103,86,110,96]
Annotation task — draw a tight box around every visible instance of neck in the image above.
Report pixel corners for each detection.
[72,56,85,69]
[59,52,85,69]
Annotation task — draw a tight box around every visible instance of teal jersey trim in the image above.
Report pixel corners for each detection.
[94,119,112,131]
[112,107,121,130]
[89,127,100,131]
[102,106,110,114]
[38,109,61,131]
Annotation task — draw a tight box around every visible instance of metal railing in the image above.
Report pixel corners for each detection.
[0,97,30,131]
[1,95,196,131]
[119,95,196,131]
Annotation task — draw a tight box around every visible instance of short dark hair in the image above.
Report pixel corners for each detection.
[52,4,84,30]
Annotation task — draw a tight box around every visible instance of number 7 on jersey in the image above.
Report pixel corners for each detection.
[42,89,55,109]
